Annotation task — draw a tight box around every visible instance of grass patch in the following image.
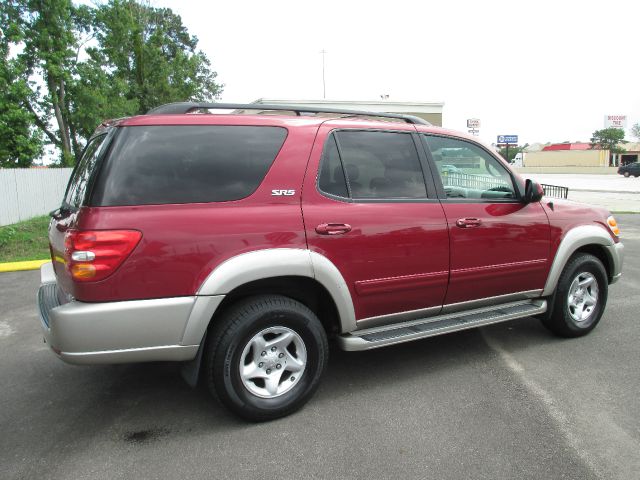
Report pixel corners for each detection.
[0,215,51,263]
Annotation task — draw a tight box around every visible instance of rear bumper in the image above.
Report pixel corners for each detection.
[37,262,205,365]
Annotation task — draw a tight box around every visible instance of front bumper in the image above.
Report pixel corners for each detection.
[37,262,201,365]
[606,241,624,284]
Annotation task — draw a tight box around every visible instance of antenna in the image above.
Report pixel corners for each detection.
[320,49,327,99]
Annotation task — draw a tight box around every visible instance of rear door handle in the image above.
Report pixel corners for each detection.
[456,217,482,228]
[315,223,352,235]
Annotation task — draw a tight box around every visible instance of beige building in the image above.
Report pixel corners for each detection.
[250,98,444,126]
[524,149,610,167]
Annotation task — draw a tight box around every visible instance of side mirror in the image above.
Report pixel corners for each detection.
[524,179,544,203]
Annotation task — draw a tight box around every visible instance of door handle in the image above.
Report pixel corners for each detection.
[315,223,352,235]
[456,217,482,228]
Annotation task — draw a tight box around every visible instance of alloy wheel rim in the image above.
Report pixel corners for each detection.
[239,326,307,398]
[567,272,598,323]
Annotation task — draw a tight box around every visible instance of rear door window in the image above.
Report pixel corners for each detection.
[91,126,287,206]
[318,131,427,200]
[317,135,349,198]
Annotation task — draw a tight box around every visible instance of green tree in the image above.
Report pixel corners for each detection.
[0,9,44,167]
[5,0,82,165]
[632,123,640,141]
[1,0,222,166]
[498,143,527,163]
[590,127,626,153]
[70,0,222,139]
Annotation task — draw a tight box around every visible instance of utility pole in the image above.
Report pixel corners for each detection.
[320,49,326,99]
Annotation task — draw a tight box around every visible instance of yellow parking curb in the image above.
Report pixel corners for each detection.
[0,259,49,273]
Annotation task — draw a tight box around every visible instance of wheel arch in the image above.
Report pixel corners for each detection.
[210,276,343,338]
[187,248,356,345]
[542,225,616,296]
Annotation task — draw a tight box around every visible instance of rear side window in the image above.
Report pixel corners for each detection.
[91,126,287,206]
[64,134,109,209]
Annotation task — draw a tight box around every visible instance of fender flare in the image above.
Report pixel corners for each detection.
[182,248,356,345]
[542,224,616,296]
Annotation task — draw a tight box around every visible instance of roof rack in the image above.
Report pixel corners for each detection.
[146,102,431,125]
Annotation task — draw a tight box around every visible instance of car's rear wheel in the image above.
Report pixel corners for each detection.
[204,295,328,421]
[541,253,608,337]
[623,171,630,177]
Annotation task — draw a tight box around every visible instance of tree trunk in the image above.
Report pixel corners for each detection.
[69,117,82,161]
[133,25,146,113]
[48,75,73,164]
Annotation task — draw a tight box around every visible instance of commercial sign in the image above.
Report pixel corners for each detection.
[497,135,518,144]
[604,115,627,129]
[467,118,481,129]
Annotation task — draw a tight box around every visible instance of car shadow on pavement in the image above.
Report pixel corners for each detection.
[10,315,566,458]
[63,317,562,432]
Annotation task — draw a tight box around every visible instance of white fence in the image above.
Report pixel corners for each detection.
[0,168,73,227]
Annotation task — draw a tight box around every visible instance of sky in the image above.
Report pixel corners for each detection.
[154,0,638,147]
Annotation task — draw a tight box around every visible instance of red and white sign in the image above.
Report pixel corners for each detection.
[467,118,481,129]
[604,115,627,129]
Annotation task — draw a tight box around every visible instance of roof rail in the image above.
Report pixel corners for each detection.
[146,102,431,125]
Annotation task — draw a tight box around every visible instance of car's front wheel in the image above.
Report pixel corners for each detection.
[623,171,630,177]
[541,253,608,337]
[204,295,328,421]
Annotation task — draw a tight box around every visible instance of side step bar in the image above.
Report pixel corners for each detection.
[338,299,547,351]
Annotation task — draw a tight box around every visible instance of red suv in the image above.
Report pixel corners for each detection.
[38,103,624,421]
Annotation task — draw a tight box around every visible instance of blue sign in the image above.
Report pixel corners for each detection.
[497,135,518,144]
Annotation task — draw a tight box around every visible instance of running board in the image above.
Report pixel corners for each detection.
[337,299,547,351]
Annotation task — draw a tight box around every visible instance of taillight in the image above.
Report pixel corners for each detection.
[64,230,142,282]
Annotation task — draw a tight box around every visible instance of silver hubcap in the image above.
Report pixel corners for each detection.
[239,326,307,398]
[567,272,599,323]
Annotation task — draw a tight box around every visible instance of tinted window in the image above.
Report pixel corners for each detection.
[318,135,348,198]
[333,131,427,199]
[91,126,287,206]
[424,135,516,200]
[64,134,109,208]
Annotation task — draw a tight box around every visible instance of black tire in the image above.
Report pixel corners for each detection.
[541,253,608,338]
[204,295,328,421]
[623,171,630,177]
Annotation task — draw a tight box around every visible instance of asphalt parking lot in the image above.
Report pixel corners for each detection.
[1,215,638,480]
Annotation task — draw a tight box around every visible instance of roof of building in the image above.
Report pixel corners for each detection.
[252,98,445,114]
[623,142,640,152]
[542,142,592,151]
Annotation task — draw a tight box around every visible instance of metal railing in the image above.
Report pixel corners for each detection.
[441,172,569,199]
[441,172,510,191]
[540,184,569,199]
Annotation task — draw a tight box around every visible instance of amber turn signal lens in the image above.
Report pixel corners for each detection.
[71,263,97,280]
[607,216,620,236]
